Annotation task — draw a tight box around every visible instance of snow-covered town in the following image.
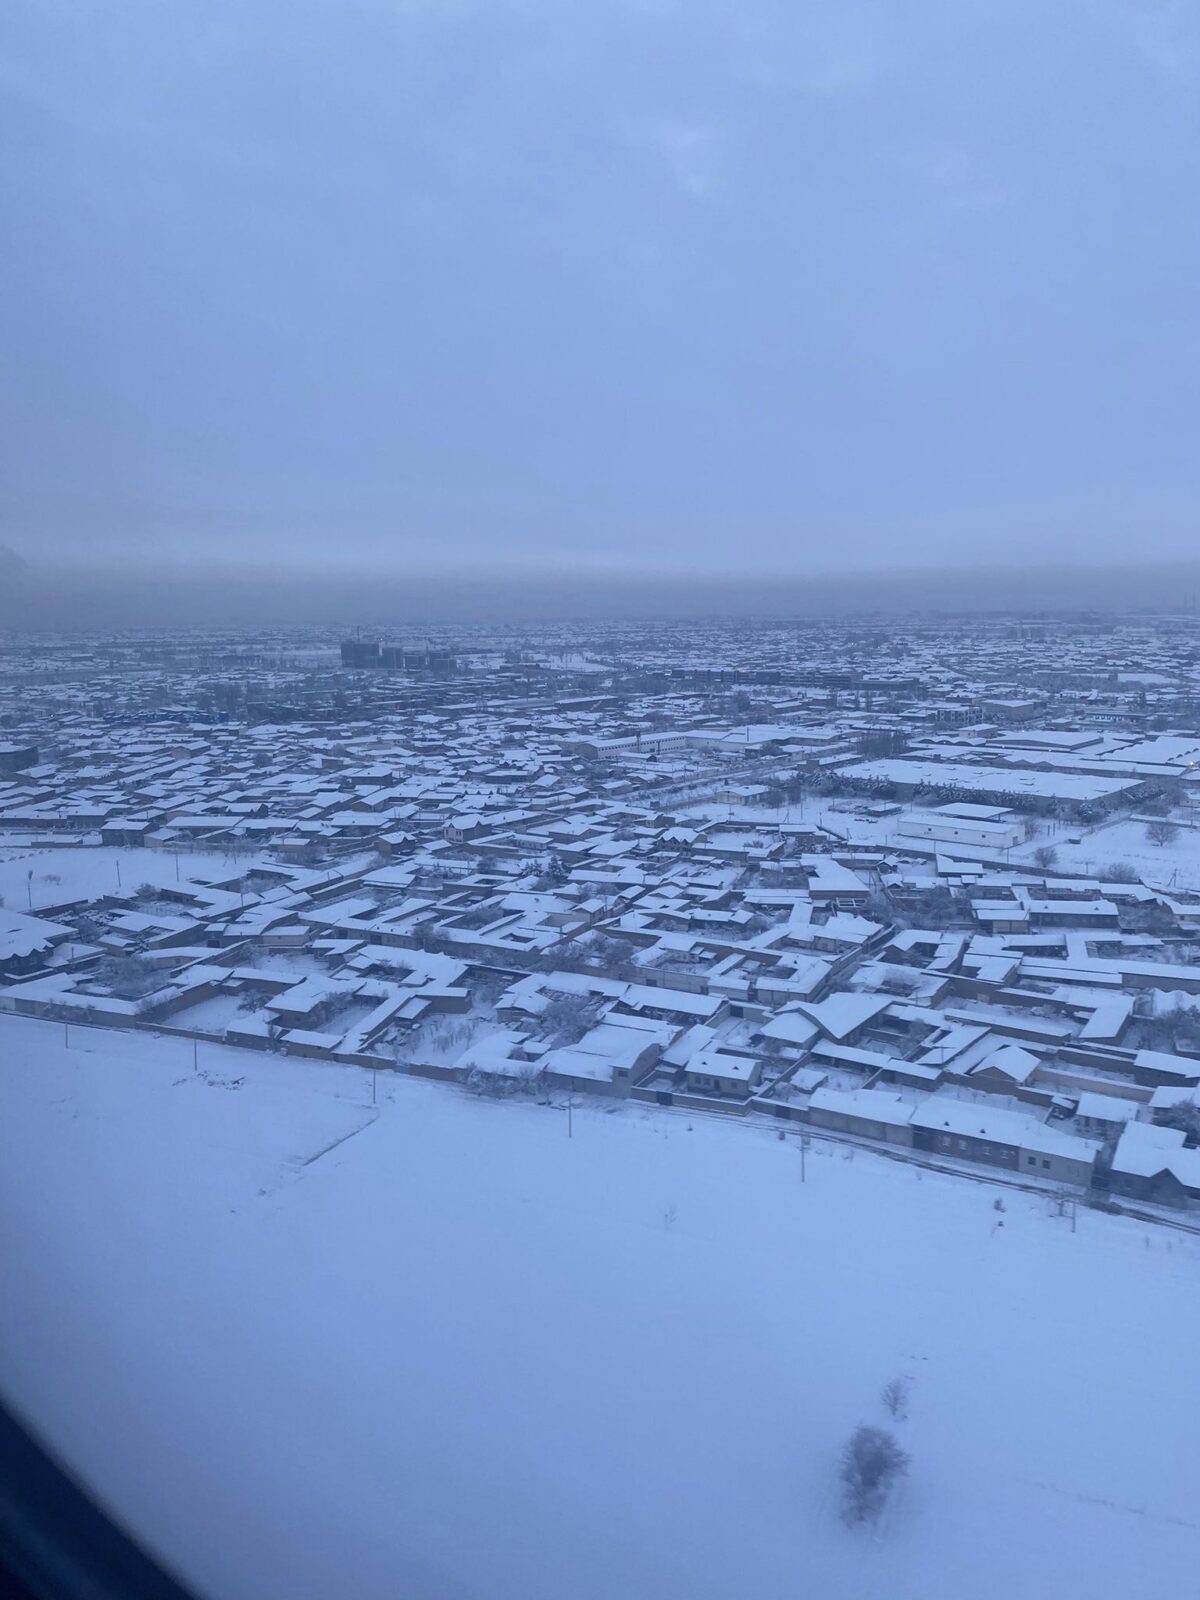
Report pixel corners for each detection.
[7,613,1200,1600]
[7,616,1200,1210]
[7,2,1199,1594]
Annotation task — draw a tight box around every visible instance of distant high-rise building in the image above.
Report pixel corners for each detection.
[340,639,382,668]
[341,639,454,672]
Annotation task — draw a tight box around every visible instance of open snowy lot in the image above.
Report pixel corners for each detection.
[1008,814,1200,889]
[681,795,1200,890]
[0,844,258,911]
[3,1015,1199,1600]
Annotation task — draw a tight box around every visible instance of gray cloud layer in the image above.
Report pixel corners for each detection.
[3,0,1198,623]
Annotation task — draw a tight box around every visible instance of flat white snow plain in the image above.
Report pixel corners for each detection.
[3,1014,1199,1600]
[0,845,255,911]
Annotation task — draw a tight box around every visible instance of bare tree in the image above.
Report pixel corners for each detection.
[96,953,161,1000]
[1146,819,1180,847]
[910,885,959,928]
[541,992,603,1045]
[1159,1101,1200,1143]
[881,1377,910,1420]
[863,890,893,924]
[544,852,569,886]
[1032,845,1058,870]
[1169,1005,1200,1045]
[839,1425,910,1524]
[585,933,629,967]
[469,969,509,1007]
[465,1061,543,1099]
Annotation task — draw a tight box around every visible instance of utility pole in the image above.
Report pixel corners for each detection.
[193,1036,198,1074]
[799,1131,810,1182]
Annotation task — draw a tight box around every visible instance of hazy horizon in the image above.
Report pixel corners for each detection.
[3,548,1200,630]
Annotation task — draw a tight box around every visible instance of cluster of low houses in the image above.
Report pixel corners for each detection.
[6,804,1200,1209]
[6,615,1200,1212]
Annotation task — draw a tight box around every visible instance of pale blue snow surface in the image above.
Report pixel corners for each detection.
[2,1014,1199,1600]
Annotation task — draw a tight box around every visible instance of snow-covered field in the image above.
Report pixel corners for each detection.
[1008,815,1200,888]
[3,1014,1199,1600]
[681,796,1200,889]
[0,844,257,910]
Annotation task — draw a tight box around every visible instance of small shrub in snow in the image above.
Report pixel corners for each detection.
[840,1425,909,1524]
[881,1378,909,1420]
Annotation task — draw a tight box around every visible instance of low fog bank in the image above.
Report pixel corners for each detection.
[2,554,1199,630]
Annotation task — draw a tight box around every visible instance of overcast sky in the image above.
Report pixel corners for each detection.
[2,0,1199,619]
